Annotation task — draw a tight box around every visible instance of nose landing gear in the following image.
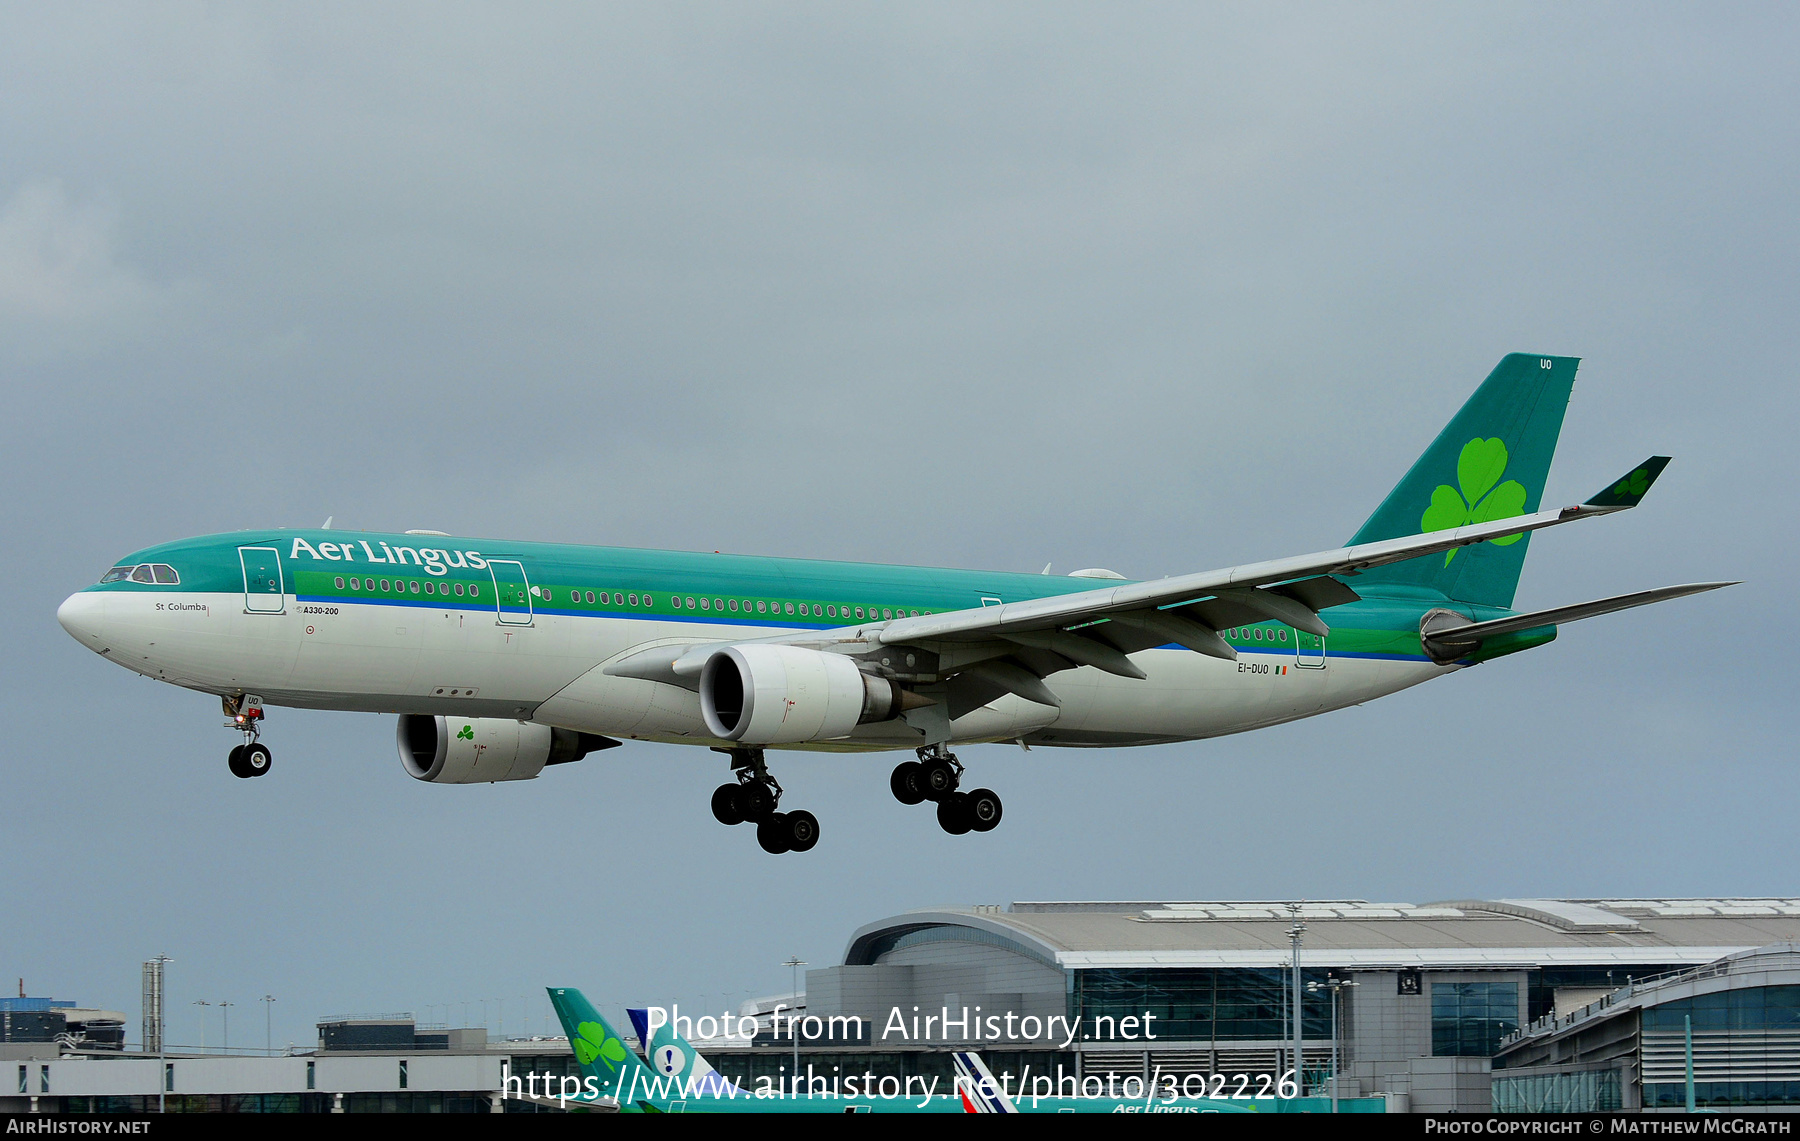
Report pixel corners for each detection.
[223,694,273,779]
[892,746,1001,835]
[709,747,819,854]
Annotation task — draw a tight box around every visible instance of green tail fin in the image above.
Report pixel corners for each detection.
[546,987,657,1107]
[1348,353,1578,608]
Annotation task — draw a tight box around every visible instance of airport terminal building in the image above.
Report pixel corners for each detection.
[713,897,1800,1113]
[1493,944,1800,1112]
[10,896,1800,1114]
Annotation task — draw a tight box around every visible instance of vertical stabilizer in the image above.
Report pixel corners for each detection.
[546,987,658,1108]
[629,1007,744,1097]
[1348,353,1578,608]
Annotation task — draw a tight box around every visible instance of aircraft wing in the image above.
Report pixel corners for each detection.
[610,458,1671,710]
[863,456,1669,657]
[878,501,1598,650]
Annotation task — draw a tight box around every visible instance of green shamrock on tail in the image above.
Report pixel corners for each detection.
[1421,438,1529,565]
[456,725,474,740]
[573,1021,629,1070]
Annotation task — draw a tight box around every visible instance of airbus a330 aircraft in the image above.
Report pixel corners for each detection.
[57,354,1730,853]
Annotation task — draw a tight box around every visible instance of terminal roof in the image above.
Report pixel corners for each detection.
[844,899,1800,972]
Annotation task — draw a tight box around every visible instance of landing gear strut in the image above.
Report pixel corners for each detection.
[223,694,272,779]
[891,745,1001,835]
[709,748,819,854]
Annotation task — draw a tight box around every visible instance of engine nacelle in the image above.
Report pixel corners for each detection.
[397,715,611,783]
[699,644,911,744]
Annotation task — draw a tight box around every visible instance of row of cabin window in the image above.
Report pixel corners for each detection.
[544,589,653,607]
[329,574,921,622]
[659,596,922,621]
[1227,626,1290,642]
[334,576,486,600]
[333,577,661,607]
[327,568,928,622]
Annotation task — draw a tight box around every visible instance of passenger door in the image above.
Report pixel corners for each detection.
[1294,629,1327,669]
[487,559,533,626]
[238,546,285,613]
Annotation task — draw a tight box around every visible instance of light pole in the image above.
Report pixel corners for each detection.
[262,996,275,1056]
[219,1002,233,1053]
[1308,976,1359,1112]
[192,1001,211,1052]
[148,956,172,1115]
[1286,906,1306,1095]
[784,956,807,1091]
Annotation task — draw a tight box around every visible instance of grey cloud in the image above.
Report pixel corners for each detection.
[0,2,1793,1048]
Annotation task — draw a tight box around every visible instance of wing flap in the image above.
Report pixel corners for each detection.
[1108,610,1237,661]
[1270,574,1363,612]
[999,628,1148,679]
[960,660,1062,708]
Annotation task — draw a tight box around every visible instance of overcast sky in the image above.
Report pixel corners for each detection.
[2,2,1794,1051]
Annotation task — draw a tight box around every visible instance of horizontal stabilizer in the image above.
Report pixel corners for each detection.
[1422,581,1737,661]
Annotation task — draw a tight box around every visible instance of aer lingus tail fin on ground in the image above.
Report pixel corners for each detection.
[1350,353,1578,608]
[546,987,660,1109]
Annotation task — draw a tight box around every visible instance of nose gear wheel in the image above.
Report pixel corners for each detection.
[223,694,273,778]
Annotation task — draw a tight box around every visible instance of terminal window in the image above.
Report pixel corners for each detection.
[1072,967,1332,1042]
[1642,984,1800,1033]
[1431,981,1519,1056]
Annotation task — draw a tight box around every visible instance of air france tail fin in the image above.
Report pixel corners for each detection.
[952,1052,1018,1113]
[1349,353,1578,608]
[545,987,660,1109]
[628,1007,745,1098]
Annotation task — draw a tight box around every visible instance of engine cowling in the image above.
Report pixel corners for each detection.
[397,715,611,783]
[699,644,910,744]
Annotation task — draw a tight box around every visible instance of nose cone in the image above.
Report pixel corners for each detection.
[58,591,110,650]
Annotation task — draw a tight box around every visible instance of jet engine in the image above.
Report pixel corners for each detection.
[699,644,925,744]
[396,715,616,783]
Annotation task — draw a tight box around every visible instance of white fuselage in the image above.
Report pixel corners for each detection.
[58,587,1451,752]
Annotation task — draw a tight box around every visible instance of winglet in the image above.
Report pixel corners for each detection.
[1584,456,1671,508]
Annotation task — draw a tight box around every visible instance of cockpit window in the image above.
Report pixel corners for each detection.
[102,563,181,585]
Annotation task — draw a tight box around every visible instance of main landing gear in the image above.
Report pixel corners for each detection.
[890,745,1002,835]
[709,748,819,855]
[223,694,273,779]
